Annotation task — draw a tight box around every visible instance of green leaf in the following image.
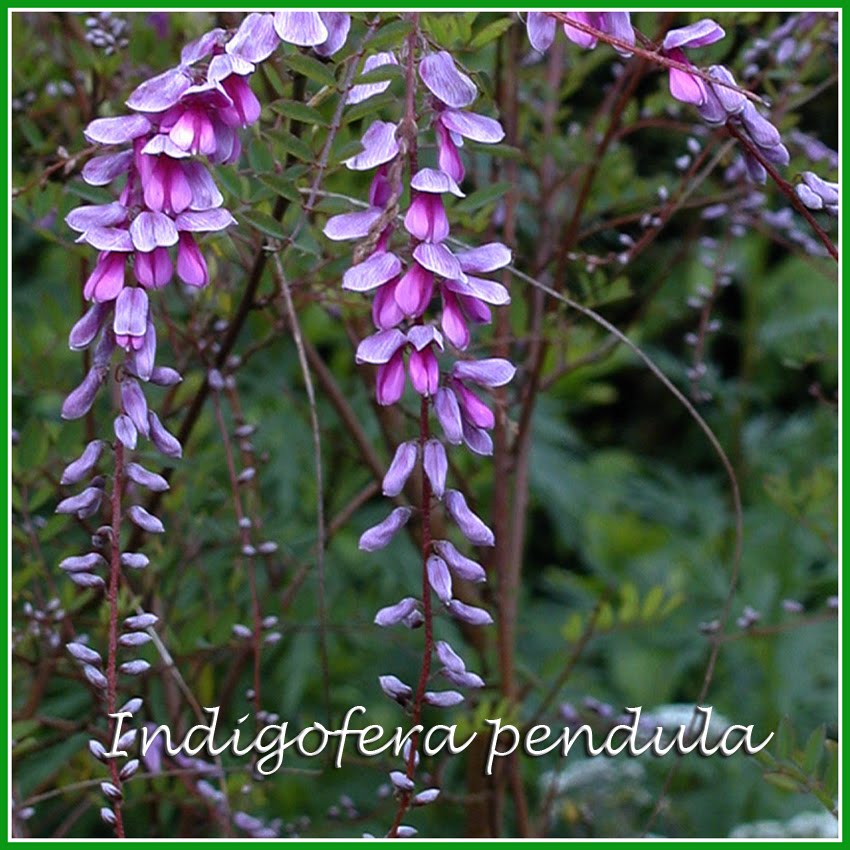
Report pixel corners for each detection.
[470,16,515,49]
[258,173,303,205]
[561,612,583,643]
[283,53,337,89]
[343,92,396,124]
[823,741,838,798]
[368,18,412,52]
[240,210,288,241]
[455,181,512,214]
[773,716,794,761]
[763,772,803,793]
[271,99,327,126]
[802,725,825,775]
[619,581,639,623]
[641,585,665,620]
[354,64,403,86]
[597,602,614,630]
[273,130,314,163]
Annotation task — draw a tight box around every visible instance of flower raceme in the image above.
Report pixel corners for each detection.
[324,43,514,831]
[58,14,353,836]
[524,12,793,187]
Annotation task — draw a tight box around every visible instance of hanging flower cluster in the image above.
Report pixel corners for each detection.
[58,12,351,836]
[324,46,514,830]
[524,13,797,187]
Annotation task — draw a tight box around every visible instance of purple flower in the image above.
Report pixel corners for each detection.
[56,486,103,518]
[423,690,464,707]
[379,674,413,705]
[348,52,399,104]
[149,411,182,458]
[84,251,128,302]
[359,506,413,551]
[62,367,106,420]
[528,12,634,57]
[61,440,107,485]
[127,504,165,534]
[113,287,149,350]
[447,599,494,626]
[374,597,419,627]
[444,490,495,547]
[662,20,726,106]
[419,51,477,109]
[423,439,447,499]
[274,11,328,46]
[383,441,418,497]
[344,120,400,171]
[426,554,452,603]
[433,540,486,583]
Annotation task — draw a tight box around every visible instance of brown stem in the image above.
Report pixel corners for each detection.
[545,12,766,105]
[725,122,838,263]
[106,440,125,838]
[210,391,261,717]
[387,15,428,839]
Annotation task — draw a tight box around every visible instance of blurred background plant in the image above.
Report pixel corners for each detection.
[11,10,837,839]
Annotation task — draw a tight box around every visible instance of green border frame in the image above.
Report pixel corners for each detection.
[5,4,843,845]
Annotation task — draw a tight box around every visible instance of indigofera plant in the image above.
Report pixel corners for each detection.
[12,7,837,840]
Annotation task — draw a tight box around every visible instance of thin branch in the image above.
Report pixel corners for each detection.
[271,253,331,728]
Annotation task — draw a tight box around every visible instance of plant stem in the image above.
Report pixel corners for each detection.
[107,440,125,839]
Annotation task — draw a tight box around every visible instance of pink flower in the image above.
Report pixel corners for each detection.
[662,20,726,106]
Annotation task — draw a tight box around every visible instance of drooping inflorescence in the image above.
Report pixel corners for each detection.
[324,36,514,834]
[58,12,351,836]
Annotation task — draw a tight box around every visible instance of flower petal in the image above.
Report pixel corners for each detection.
[226,13,279,63]
[130,211,179,252]
[527,12,556,52]
[344,120,400,171]
[273,11,328,47]
[410,167,465,196]
[174,208,236,232]
[433,539,486,582]
[452,358,516,387]
[456,242,512,273]
[82,151,132,186]
[355,329,407,365]
[343,252,402,292]
[445,489,495,546]
[347,51,398,104]
[435,387,463,445]
[413,243,465,281]
[406,323,443,352]
[446,275,510,306]
[383,441,418,497]
[423,439,448,499]
[323,208,382,241]
[440,110,504,144]
[359,506,413,551]
[419,51,477,108]
[181,27,227,64]
[126,67,192,113]
[84,114,151,145]
[80,226,134,252]
[707,65,746,115]
[427,554,452,603]
[669,66,707,106]
[662,19,725,51]
[66,202,127,233]
[314,13,350,57]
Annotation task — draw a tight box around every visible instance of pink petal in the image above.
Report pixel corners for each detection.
[440,110,504,144]
[419,51,477,108]
[527,12,556,52]
[273,11,328,46]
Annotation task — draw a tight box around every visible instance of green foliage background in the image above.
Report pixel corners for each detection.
[11,10,838,839]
